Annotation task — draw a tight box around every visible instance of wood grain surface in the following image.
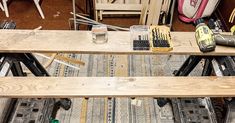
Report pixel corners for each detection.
[0,30,234,55]
[0,77,234,97]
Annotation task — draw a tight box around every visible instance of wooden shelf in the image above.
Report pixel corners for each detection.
[0,30,234,55]
[0,77,234,98]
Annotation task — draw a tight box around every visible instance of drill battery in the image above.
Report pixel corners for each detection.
[195,23,216,52]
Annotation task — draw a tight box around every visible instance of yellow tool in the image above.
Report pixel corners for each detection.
[231,25,235,35]
[195,19,216,52]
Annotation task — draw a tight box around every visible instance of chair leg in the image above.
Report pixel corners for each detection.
[99,10,103,21]
[3,0,9,17]
[95,10,98,21]
[33,0,45,19]
[0,3,4,11]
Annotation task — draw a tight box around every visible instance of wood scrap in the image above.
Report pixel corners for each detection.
[139,0,149,25]
[44,53,85,66]
[34,53,80,70]
[229,8,235,23]
[0,3,4,11]
[43,53,57,68]
[147,0,163,25]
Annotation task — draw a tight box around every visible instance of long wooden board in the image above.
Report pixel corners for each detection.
[96,4,142,11]
[0,30,234,55]
[0,77,235,97]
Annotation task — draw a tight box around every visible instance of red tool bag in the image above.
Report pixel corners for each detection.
[178,0,220,23]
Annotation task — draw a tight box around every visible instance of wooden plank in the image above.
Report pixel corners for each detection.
[125,0,140,4]
[102,11,141,15]
[147,0,162,25]
[0,30,234,56]
[139,0,150,24]
[44,53,85,66]
[0,77,235,97]
[96,3,142,11]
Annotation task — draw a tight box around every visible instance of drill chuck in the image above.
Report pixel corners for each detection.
[214,34,235,47]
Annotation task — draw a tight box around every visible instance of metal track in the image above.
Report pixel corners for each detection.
[6,54,77,123]
[225,101,235,123]
[172,98,217,123]
[9,99,54,123]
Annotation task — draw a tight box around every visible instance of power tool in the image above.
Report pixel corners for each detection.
[208,19,235,47]
[231,25,235,35]
[214,34,235,47]
[195,18,216,52]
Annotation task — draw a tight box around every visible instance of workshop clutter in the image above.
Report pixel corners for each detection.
[95,0,176,25]
[0,20,16,29]
[178,0,220,23]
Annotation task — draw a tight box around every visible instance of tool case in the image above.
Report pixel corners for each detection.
[130,25,173,52]
[150,25,173,52]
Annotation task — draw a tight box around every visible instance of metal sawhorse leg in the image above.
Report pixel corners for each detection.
[0,53,71,123]
[172,55,235,122]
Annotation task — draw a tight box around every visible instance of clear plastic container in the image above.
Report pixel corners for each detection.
[92,25,108,44]
[130,25,150,50]
[130,25,149,41]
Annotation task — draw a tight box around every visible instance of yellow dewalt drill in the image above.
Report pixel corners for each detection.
[195,18,216,52]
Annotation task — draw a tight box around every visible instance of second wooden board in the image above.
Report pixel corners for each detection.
[0,77,234,98]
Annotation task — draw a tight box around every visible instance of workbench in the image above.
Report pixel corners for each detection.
[0,30,234,98]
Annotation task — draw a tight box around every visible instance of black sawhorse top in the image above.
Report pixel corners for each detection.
[173,55,235,122]
[0,53,71,123]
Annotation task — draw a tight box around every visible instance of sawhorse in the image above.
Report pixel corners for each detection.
[174,55,235,76]
[0,53,71,122]
[173,55,235,122]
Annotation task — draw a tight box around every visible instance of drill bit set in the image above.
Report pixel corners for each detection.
[130,25,173,52]
[133,34,150,50]
[150,25,173,52]
[130,25,150,50]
